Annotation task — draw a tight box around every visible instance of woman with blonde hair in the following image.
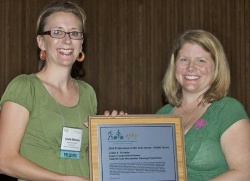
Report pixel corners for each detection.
[157,29,250,180]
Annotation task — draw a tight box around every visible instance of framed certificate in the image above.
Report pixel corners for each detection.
[88,115,186,181]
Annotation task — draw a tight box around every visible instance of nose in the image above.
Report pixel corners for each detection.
[63,33,71,44]
[187,61,196,72]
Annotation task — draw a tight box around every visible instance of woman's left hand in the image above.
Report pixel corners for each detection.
[104,110,127,117]
[83,110,127,128]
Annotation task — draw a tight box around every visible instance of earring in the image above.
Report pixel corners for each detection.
[39,50,46,61]
[76,52,85,62]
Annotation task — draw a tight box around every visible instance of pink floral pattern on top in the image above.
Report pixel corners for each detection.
[194,119,208,130]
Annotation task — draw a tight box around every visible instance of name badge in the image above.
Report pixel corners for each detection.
[60,127,83,159]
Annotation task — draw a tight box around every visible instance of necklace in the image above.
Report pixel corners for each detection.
[180,105,191,115]
[171,105,202,127]
[55,78,82,128]
[55,101,82,127]
[182,105,202,127]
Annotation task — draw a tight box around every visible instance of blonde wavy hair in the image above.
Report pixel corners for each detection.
[163,29,230,106]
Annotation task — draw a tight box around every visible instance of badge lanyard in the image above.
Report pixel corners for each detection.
[54,78,83,160]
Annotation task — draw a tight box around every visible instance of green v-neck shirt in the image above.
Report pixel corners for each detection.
[157,97,249,181]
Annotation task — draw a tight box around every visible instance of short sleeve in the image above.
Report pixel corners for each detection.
[0,74,36,112]
[215,97,249,136]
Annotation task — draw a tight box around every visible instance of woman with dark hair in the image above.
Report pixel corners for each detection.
[0,1,95,180]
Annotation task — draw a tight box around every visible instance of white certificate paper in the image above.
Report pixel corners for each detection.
[98,124,178,181]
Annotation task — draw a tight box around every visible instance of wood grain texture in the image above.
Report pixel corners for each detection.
[0,0,249,116]
[88,115,186,180]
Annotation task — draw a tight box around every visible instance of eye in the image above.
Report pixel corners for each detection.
[52,30,63,35]
[179,57,188,61]
[70,31,80,37]
[198,59,206,63]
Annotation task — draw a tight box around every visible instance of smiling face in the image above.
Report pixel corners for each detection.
[37,11,83,67]
[175,42,215,96]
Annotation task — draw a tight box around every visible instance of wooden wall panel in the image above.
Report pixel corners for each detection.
[0,0,49,97]
[0,0,249,117]
[82,0,250,114]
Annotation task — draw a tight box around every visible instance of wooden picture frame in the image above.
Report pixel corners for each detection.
[88,114,187,181]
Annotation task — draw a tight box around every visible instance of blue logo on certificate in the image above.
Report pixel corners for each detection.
[107,129,138,142]
[108,130,123,140]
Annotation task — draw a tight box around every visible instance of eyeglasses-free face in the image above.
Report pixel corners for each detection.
[40,30,84,40]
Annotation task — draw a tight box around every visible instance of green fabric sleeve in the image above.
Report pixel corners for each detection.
[0,74,35,112]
